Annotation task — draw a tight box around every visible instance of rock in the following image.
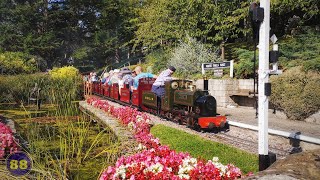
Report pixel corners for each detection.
[245,149,320,179]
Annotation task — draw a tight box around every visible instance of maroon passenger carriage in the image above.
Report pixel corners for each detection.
[92,78,155,108]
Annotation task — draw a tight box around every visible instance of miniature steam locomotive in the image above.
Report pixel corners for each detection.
[91,78,228,131]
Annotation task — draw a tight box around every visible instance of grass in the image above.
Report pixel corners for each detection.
[150,124,258,174]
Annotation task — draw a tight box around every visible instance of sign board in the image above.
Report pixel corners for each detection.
[201,60,234,78]
[214,69,223,77]
[203,61,231,70]
[270,34,278,44]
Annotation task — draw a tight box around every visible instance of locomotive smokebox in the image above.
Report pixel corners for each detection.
[203,75,209,95]
[196,95,217,117]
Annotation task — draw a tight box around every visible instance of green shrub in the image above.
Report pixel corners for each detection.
[0,73,49,104]
[48,66,82,105]
[233,48,256,79]
[0,66,82,105]
[0,51,40,74]
[278,27,320,72]
[168,35,221,79]
[144,49,170,74]
[270,67,320,120]
[49,66,79,80]
[302,57,320,72]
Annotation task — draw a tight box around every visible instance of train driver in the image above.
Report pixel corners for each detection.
[151,66,176,98]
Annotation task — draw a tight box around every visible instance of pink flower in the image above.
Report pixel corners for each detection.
[0,122,19,158]
[86,97,242,180]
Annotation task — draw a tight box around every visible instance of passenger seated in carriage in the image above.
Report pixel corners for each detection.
[90,72,98,82]
[132,66,157,90]
[101,72,110,84]
[118,67,132,94]
[108,69,120,85]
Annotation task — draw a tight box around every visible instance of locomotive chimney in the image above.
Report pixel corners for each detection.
[203,75,209,95]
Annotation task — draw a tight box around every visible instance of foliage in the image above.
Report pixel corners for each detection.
[169,36,221,79]
[143,49,171,74]
[271,0,320,36]
[134,0,251,50]
[302,57,320,72]
[151,124,258,174]
[0,73,49,104]
[0,66,82,105]
[278,27,320,72]
[0,0,319,70]
[49,66,79,80]
[233,48,256,79]
[270,67,320,120]
[0,51,39,75]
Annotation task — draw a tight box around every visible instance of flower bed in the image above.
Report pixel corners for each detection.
[0,122,19,158]
[87,97,242,179]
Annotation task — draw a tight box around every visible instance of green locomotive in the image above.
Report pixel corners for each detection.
[142,80,227,130]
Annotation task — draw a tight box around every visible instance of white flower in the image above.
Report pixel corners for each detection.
[128,122,135,131]
[136,115,143,122]
[135,143,146,151]
[210,160,227,176]
[145,119,150,123]
[212,157,219,162]
[114,165,126,179]
[178,157,197,179]
[143,163,164,174]
[178,173,190,179]
[182,157,197,167]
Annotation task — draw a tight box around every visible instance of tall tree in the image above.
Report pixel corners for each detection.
[133,0,251,50]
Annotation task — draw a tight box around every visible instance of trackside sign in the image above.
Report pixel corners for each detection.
[203,62,231,69]
[201,60,234,77]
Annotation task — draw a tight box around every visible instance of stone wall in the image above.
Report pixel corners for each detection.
[195,79,255,107]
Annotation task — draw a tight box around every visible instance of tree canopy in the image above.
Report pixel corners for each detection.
[0,0,318,73]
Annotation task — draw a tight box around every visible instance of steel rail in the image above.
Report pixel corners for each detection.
[228,121,320,145]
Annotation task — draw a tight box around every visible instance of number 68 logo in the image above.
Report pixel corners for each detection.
[6,152,32,176]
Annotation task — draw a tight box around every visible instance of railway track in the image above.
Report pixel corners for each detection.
[150,114,291,159]
[89,97,320,160]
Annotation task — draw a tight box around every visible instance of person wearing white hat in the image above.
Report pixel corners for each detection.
[108,69,120,85]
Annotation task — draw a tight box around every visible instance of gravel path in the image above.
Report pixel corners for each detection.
[217,106,320,138]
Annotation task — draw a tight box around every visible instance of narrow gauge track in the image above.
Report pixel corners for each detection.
[91,95,294,159]
[149,113,291,159]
